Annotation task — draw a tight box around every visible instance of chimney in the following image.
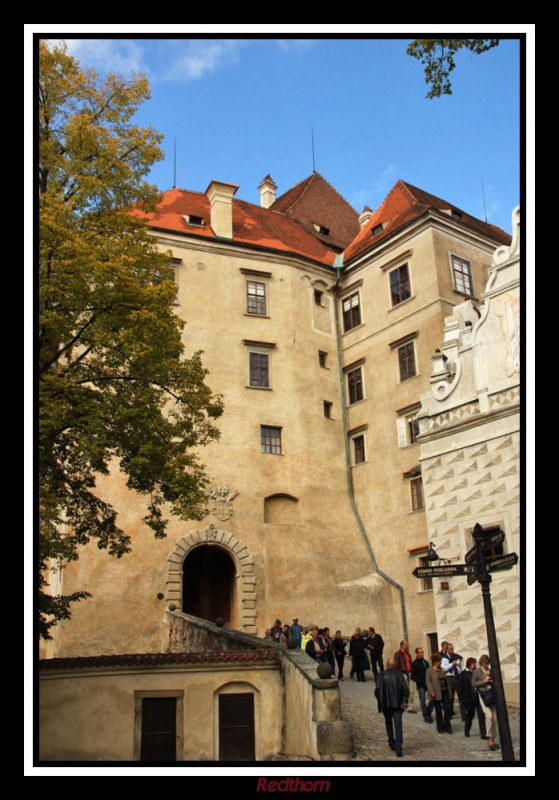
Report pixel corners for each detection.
[258,174,277,209]
[358,206,374,230]
[205,180,239,239]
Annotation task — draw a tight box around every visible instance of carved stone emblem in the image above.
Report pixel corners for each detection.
[206,484,238,521]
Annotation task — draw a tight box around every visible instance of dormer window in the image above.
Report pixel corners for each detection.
[184,214,205,227]
[313,223,330,236]
[372,223,383,236]
[451,210,462,220]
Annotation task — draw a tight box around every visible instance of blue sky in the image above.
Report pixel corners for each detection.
[53,34,523,235]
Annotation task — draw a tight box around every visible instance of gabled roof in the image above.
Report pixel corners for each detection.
[344,180,511,263]
[139,187,336,266]
[271,172,360,250]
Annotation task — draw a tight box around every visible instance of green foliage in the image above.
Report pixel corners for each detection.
[407,39,500,98]
[38,41,223,639]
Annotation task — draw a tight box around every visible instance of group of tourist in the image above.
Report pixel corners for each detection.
[264,621,501,758]
[376,640,500,757]
[264,619,385,683]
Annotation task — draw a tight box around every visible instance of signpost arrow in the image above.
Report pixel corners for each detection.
[486,552,519,572]
[412,564,477,579]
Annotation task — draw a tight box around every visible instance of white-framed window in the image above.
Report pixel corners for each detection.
[398,340,417,382]
[451,254,474,297]
[246,280,267,316]
[261,426,282,455]
[349,427,368,466]
[347,365,364,405]
[342,291,361,332]
[389,263,411,306]
[249,352,270,388]
[396,405,421,447]
[418,555,433,591]
[410,477,425,511]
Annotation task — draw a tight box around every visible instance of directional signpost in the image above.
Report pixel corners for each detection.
[412,523,519,762]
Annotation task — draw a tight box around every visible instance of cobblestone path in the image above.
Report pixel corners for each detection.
[339,677,521,763]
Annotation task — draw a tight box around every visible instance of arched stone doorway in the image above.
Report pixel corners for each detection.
[182,546,237,626]
[166,524,257,634]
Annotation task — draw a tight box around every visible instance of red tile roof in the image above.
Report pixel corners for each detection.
[138,187,337,267]
[39,650,281,670]
[344,180,511,263]
[139,178,510,270]
[271,172,360,250]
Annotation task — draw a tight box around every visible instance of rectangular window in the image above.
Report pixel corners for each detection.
[398,341,417,382]
[411,477,425,511]
[389,264,411,306]
[352,434,366,465]
[419,556,433,591]
[323,401,333,419]
[314,289,324,306]
[452,255,473,296]
[397,409,420,447]
[247,280,267,316]
[261,425,282,454]
[342,292,361,332]
[318,350,328,368]
[249,352,269,388]
[347,366,364,405]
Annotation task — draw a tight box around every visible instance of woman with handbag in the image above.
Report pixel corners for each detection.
[472,654,499,751]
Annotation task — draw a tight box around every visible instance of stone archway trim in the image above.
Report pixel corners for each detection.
[166,523,257,634]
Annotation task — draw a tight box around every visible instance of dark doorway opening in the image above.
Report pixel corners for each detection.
[140,697,176,761]
[182,546,236,626]
[219,693,255,761]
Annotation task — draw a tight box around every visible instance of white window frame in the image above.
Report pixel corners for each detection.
[450,253,474,297]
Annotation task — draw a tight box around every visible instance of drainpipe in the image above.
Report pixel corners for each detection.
[332,255,408,641]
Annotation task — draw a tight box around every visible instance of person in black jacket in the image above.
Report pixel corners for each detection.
[457,657,487,739]
[349,628,368,682]
[410,647,434,722]
[332,630,347,680]
[374,658,409,757]
[365,627,385,679]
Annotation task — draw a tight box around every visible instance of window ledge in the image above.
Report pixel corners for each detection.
[261,452,284,456]
[399,373,420,385]
[388,295,416,313]
[342,322,365,335]
[244,313,270,319]
[246,385,273,391]
[408,509,425,515]
[351,460,368,468]
[399,442,420,449]
[347,398,367,409]
[453,289,479,302]
[416,589,433,595]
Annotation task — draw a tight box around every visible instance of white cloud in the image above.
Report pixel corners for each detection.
[62,39,146,74]
[352,165,396,210]
[275,39,315,52]
[163,40,246,81]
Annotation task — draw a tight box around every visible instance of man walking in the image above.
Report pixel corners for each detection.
[411,647,434,723]
[365,627,385,680]
[374,657,409,757]
[394,640,416,713]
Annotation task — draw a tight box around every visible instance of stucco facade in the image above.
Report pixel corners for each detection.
[44,175,514,674]
[417,207,521,702]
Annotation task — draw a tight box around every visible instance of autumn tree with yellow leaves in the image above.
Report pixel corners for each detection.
[38,41,223,638]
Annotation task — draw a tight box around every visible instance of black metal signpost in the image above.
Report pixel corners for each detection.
[412,522,518,762]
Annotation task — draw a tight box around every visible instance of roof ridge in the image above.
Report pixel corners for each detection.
[312,171,358,214]
[276,174,314,213]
